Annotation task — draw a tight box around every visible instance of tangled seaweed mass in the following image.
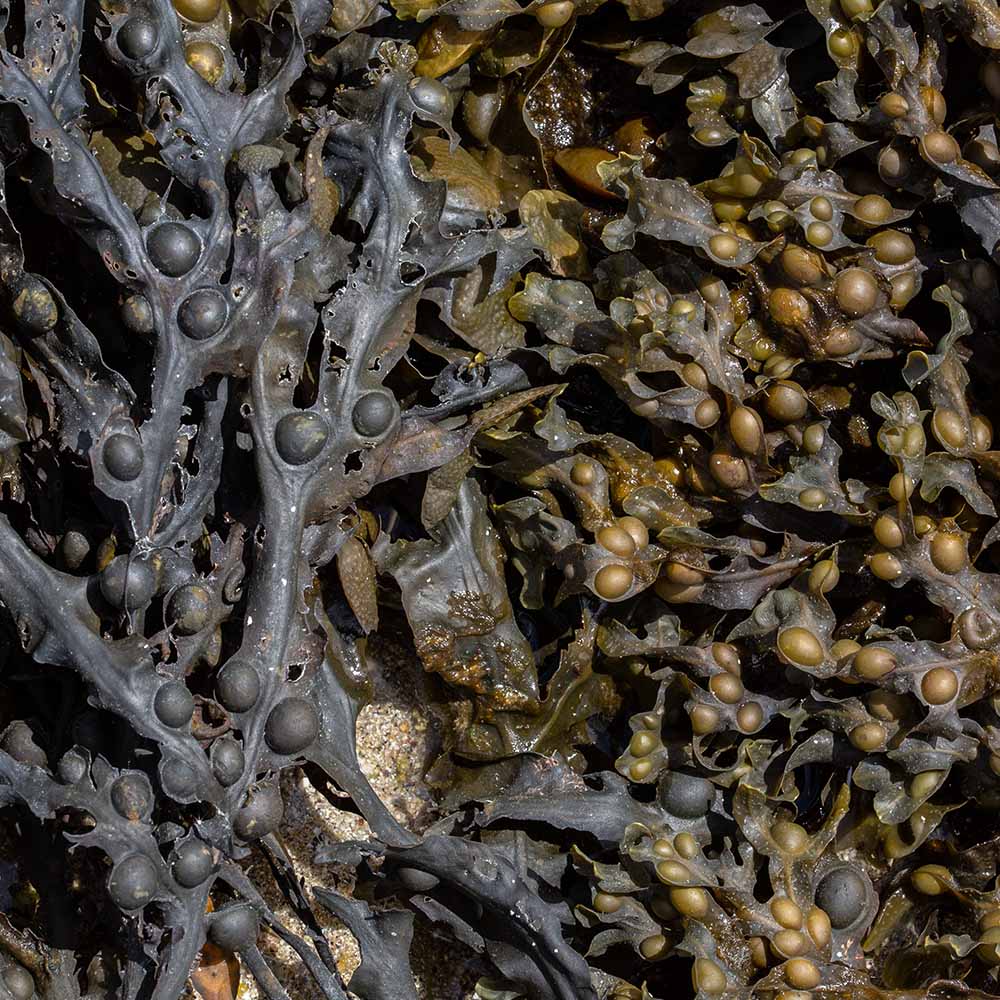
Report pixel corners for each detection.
[11,0,1000,997]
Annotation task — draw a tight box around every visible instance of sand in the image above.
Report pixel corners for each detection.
[190,636,484,1000]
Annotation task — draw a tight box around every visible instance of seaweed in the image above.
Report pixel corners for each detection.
[4,1,1000,998]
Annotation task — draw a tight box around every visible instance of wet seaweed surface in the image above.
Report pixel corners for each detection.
[5,0,1000,998]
